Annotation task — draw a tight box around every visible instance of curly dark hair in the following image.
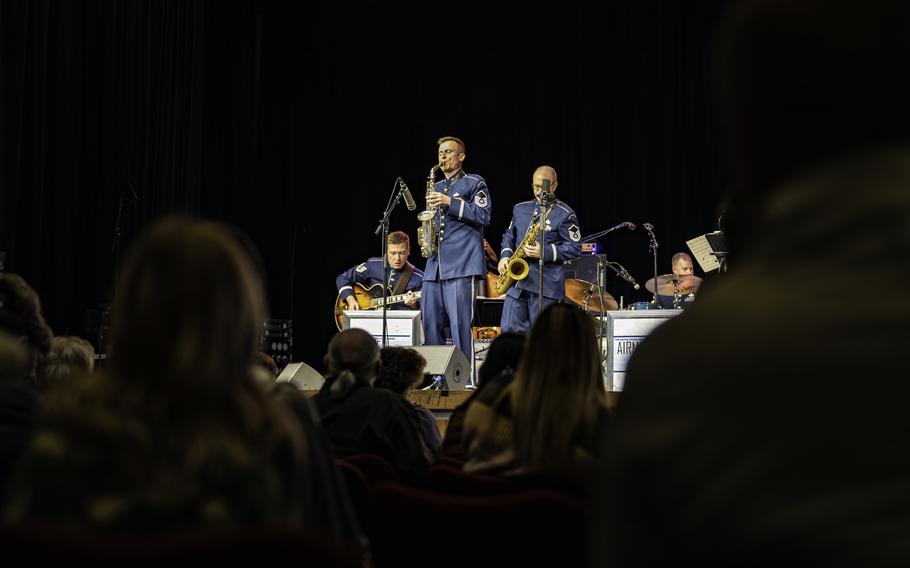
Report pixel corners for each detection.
[376,347,427,395]
[0,273,53,356]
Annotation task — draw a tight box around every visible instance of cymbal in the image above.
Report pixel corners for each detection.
[644,273,703,296]
[565,279,619,312]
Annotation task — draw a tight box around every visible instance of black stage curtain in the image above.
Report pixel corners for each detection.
[1,0,730,368]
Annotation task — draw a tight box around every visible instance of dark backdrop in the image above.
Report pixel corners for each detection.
[0,0,730,368]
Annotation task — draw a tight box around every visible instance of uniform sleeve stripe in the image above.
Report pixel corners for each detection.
[551,244,557,261]
[458,199,465,220]
[502,248,513,255]
[339,285,353,292]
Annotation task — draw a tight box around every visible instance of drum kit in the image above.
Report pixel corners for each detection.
[564,273,702,312]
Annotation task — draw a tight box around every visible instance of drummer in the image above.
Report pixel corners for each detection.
[657,252,697,308]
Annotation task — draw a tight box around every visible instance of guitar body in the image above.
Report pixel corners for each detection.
[333,282,422,330]
[334,283,383,330]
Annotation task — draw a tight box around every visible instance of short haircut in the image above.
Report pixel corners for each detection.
[376,347,427,395]
[672,252,693,267]
[388,231,410,248]
[39,335,95,388]
[436,136,465,154]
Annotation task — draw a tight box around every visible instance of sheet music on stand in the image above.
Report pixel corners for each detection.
[686,231,727,273]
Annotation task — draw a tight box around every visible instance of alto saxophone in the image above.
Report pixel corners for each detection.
[493,205,554,296]
[417,163,442,258]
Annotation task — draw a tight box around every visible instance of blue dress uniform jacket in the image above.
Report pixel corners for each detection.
[500,199,582,300]
[423,173,492,281]
[336,258,424,308]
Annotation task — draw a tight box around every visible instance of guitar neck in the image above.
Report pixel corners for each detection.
[370,290,421,308]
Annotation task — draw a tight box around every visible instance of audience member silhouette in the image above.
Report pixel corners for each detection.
[0,274,53,383]
[440,332,525,461]
[376,347,442,458]
[37,336,95,390]
[3,218,360,546]
[313,328,431,481]
[0,330,36,505]
[598,1,910,566]
[463,304,609,490]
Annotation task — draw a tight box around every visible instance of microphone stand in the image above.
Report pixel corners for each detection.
[643,223,660,308]
[374,177,407,347]
[537,190,555,319]
[579,222,633,243]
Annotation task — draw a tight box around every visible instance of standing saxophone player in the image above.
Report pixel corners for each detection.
[499,165,582,333]
[421,136,492,365]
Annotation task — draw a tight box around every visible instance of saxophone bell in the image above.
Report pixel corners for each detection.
[506,258,530,281]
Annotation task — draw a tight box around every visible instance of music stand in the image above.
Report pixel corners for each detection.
[686,230,728,273]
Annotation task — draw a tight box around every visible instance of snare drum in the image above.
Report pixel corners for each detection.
[627,301,657,310]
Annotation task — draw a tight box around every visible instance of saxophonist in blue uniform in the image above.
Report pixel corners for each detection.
[498,165,582,333]
[419,136,492,365]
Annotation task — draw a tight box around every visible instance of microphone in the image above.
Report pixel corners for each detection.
[538,179,554,205]
[610,221,636,232]
[643,222,654,232]
[613,263,640,289]
[400,179,416,211]
[620,267,640,290]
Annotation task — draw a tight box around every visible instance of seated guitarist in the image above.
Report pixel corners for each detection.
[336,231,423,312]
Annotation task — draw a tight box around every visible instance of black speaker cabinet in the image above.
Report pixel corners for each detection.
[411,345,471,390]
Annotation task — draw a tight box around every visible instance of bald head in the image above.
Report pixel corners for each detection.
[532,165,558,199]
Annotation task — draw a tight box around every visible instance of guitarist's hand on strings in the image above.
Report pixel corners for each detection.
[345,297,359,311]
[404,292,418,308]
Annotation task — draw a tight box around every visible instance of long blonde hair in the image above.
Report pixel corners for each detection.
[511,303,605,478]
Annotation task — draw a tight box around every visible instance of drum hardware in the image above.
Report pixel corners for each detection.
[571,222,640,374]
[644,274,703,308]
[565,278,619,313]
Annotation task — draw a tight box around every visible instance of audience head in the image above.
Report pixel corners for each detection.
[477,332,525,385]
[324,328,380,397]
[0,329,29,383]
[0,274,53,378]
[256,352,279,377]
[512,303,604,477]
[110,217,266,395]
[38,336,95,389]
[376,347,427,395]
[715,0,910,199]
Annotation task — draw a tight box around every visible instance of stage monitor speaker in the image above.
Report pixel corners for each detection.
[276,362,325,391]
[412,345,470,390]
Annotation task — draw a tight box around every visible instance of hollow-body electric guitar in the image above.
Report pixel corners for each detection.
[333,282,421,330]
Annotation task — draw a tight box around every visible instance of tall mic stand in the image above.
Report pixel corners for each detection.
[579,222,632,243]
[374,177,407,347]
[537,190,555,319]
[643,223,660,308]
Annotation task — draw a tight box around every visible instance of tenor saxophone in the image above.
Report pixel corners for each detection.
[493,204,555,296]
[417,163,442,258]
